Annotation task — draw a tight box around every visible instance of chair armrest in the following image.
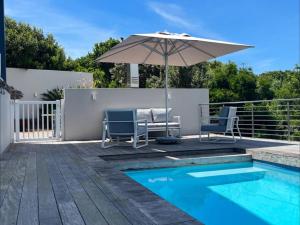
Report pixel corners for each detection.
[103,120,148,124]
[173,116,181,124]
[136,119,147,123]
[201,116,230,120]
[136,119,148,126]
[103,120,138,124]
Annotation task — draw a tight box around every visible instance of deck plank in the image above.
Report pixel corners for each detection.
[45,145,86,225]
[53,146,109,225]
[17,151,39,225]
[0,150,19,207]
[0,152,27,225]
[36,148,62,225]
[64,147,132,225]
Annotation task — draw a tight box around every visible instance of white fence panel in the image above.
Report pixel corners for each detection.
[14,100,62,141]
[10,100,14,142]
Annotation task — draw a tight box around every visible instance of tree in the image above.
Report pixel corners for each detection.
[191,63,209,88]
[231,68,257,101]
[109,64,127,87]
[5,17,66,70]
[73,38,121,87]
[203,61,258,102]
[139,64,162,88]
[5,17,299,103]
[257,68,300,100]
[256,74,275,100]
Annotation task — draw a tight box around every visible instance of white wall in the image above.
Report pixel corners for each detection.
[0,90,13,153]
[7,68,93,101]
[64,88,209,140]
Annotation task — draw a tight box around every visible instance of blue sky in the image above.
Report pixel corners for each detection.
[5,0,299,74]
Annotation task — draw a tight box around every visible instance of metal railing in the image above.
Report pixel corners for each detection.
[199,98,300,141]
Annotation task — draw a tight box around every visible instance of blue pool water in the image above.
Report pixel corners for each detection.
[126,162,300,225]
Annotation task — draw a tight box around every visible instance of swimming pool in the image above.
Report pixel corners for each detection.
[126,161,300,225]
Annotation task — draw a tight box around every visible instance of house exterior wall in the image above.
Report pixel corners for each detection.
[0,90,13,153]
[7,68,93,101]
[63,88,209,140]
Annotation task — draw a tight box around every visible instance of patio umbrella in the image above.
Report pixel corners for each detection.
[96,31,252,139]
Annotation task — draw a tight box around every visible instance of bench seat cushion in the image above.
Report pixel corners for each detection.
[137,108,153,123]
[151,108,172,122]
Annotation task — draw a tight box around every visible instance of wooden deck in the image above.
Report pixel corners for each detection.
[0,137,298,225]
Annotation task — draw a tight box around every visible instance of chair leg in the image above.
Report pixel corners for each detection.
[101,129,107,148]
[199,129,202,142]
[145,132,149,145]
[231,130,236,143]
[134,133,148,149]
[236,123,242,139]
[133,135,137,148]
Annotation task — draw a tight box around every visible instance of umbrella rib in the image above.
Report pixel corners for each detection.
[142,41,161,64]
[169,39,188,67]
[168,43,190,56]
[109,37,153,51]
[96,37,154,62]
[179,40,216,58]
[167,40,178,55]
[158,41,165,55]
[141,42,164,56]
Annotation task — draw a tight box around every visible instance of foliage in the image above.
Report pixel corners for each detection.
[109,64,128,88]
[206,62,257,102]
[40,88,64,101]
[0,79,23,99]
[5,17,299,104]
[5,17,66,70]
[71,38,121,87]
[257,68,300,100]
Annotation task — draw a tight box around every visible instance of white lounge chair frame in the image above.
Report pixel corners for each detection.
[199,107,242,143]
[101,110,148,149]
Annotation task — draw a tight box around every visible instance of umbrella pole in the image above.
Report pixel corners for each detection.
[164,41,169,137]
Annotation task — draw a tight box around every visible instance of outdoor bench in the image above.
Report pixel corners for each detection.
[137,108,181,137]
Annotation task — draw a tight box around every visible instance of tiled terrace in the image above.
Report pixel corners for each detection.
[0,137,299,225]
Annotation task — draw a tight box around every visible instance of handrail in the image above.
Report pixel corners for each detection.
[199,98,300,141]
[199,98,300,105]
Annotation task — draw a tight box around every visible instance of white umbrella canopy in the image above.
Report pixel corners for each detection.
[96,31,253,139]
[96,32,252,66]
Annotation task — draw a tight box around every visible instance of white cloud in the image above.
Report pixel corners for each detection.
[148,1,195,29]
[147,1,221,39]
[5,0,117,58]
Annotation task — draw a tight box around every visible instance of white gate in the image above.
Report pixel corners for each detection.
[14,100,62,141]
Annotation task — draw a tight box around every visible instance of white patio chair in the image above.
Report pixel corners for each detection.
[101,109,148,149]
[199,106,241,143]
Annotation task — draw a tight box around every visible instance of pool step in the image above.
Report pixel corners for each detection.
[114,154,252,170]
[188,167,266,178]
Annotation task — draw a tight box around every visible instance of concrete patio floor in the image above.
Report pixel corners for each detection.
[0,136,299,225]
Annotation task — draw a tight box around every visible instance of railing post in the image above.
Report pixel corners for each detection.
[15,100,20,142]
[60,99,64,141]
[251,103,254,138]
[287,101,291,141]
[10,100,14,143]
[55,100,61,139]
